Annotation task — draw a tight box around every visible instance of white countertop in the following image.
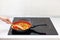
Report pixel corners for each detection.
[0,17,60,38]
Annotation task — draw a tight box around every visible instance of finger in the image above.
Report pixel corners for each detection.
[3,19,12,24]
[6,19,12,24]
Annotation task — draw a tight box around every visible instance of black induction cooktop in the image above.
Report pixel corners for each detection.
[8,17,58,35]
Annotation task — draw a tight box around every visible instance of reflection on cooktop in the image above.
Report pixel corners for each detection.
[8,17,58,35]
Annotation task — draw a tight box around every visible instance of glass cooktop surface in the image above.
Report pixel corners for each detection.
[8,17,58,35]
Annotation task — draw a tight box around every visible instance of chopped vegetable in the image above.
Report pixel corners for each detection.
[12,20,32,30]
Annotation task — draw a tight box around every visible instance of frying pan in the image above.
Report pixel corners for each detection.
[11,20,47,33]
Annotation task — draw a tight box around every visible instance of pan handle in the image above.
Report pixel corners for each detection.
[31,24,47,28]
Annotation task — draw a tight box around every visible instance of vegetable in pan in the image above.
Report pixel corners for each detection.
[11,20,32,30]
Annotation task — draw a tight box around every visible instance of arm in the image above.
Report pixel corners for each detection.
[0,16,12,24]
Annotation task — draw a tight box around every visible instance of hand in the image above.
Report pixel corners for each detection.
[0,16,12,24]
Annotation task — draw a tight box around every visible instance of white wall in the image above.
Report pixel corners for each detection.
[0,0,60,17]
[31,0,60,16]
[0,0,25,17]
